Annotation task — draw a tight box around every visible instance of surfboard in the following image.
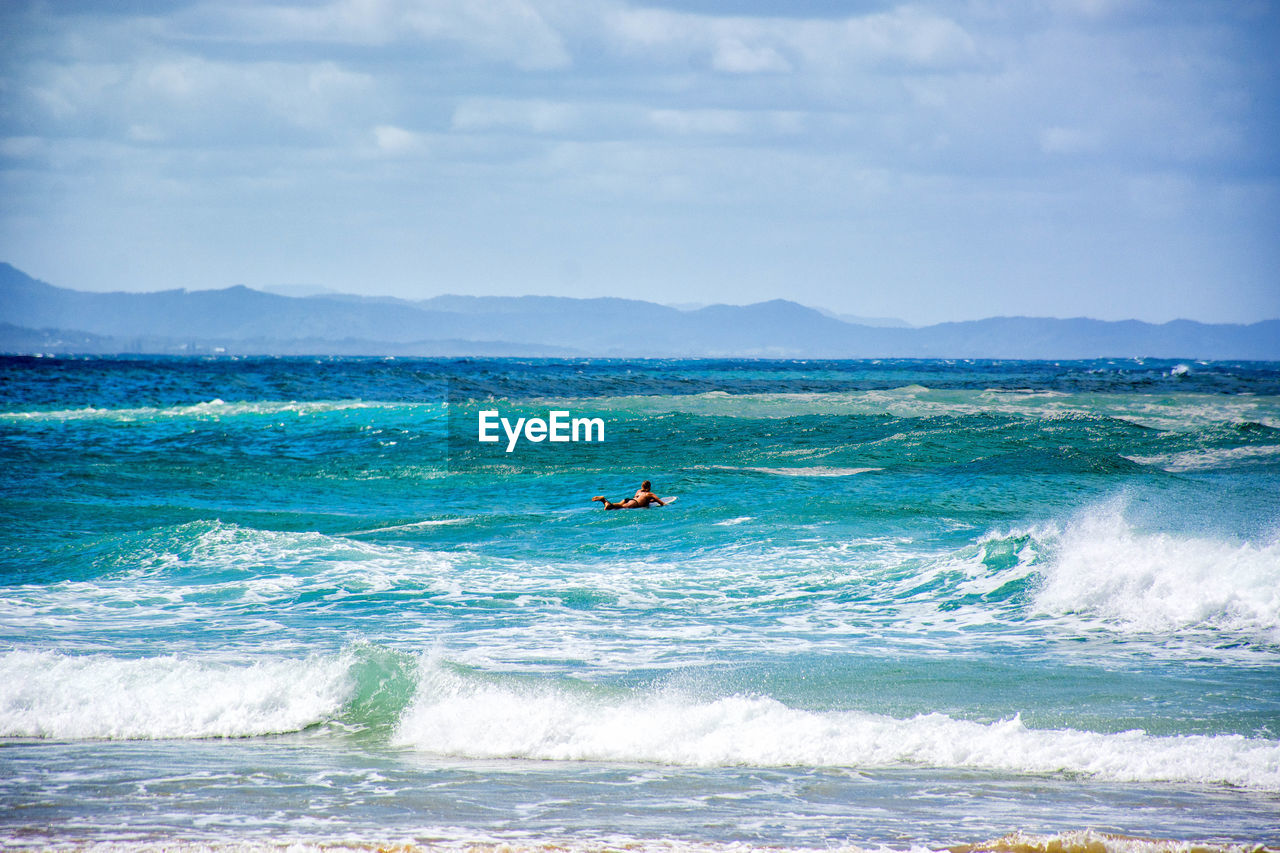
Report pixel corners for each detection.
[662,496,677,505]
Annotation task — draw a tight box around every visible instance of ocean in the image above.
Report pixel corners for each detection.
[1,355,1278,852]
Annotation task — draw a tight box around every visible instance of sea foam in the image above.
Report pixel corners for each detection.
[568,388,1280,431]
[4,641,1280,789]
[394,663,1280,790]
[1032,504,1280,638]
[1124,444,1280,472]
[0,649,354,739]
[0,399,427,423]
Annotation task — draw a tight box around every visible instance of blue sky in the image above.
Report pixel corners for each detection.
[1,0,1277,324]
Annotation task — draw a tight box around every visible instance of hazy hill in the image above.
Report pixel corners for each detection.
[1,263,1276,359]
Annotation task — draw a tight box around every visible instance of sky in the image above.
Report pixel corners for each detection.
[1,0,1277,325]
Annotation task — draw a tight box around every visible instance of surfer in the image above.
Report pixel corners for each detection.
[593,480,666,510]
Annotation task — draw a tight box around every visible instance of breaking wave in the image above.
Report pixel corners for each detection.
[0,648,355,739]
[1029,503,1280,638]
[7,646,1278,791]
[393,662,1280,790]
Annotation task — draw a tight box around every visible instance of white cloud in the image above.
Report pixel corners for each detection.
[126,124,167,143]
[373,124,428,156]
[22,57,377,142]
[1048,0,1142,21]
[29,63,126,122]
[648,109,748,135]
[647,108,806,137]
[711,39,791,74]
[449,97,807,141]
[793,8,980,70]
[180,0,571,70]
[1039,126,1104,154]
[452,99,579,134]
[596,3,979,73]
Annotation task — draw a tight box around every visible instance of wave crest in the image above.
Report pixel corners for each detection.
[0,649,355,739]
[1032,505,1280,637]
[393,664,1280,790]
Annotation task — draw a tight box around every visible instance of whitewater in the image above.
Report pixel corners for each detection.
[1,356,1278,852]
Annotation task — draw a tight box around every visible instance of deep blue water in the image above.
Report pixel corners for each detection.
[2,356,1278,851]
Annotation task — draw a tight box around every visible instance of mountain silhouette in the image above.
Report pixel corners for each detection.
[2,263,1276,359]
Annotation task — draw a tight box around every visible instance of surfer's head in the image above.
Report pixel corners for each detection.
[641,480,651,490]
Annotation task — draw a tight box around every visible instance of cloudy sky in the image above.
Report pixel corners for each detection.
[2,0,1277,324]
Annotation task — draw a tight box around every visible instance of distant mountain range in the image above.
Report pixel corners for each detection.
[1,263,1276,359]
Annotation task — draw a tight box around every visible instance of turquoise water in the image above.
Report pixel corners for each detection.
[1,356,1278,851]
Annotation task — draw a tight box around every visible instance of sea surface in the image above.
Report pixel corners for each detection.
[1,356,1278,852]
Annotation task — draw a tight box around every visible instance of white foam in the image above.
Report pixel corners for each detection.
[0,399,427,423]
[5,508,1274,685]
[549,389,1280,431]
[0,649,354,739]
[1032,503,1280,637]
[1124,444,1280,472]
[393,664,1280,790]
[346,518,470,535]
[126,520,463,591]
[734,466,883,477]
